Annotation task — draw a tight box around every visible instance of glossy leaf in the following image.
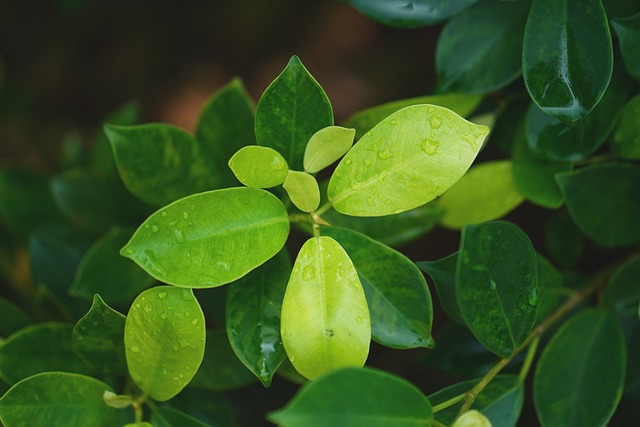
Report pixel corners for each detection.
[545,209,583,268]
[303,126,354,173]
[437,160,524,229]
[611,14,640,82]
[280,236,370,380]
[347,0,477,28]
[255,56,333,171]
[417,251,464,324]
[283,171,320,213]
[228,145,288,188]
[91,101,140,178]
[0,323,93,384]
[121,187,290,288]
[70,228,155,305]
[0,372,119,427]
[612,94,640,159]
[534,309,626,427]
[72,295,127,375]
[268,367,433,426]
[457,221,538,357]
[125,286,206,401]
[328,105,489,216]
[436,0,529,93]
[535,255,563,323]
[0,296,32,338]
[226,250,290,387]
[523,0,613,123]
[556,163,640,246]
[603,255,640,316]
[151,406,210,427]
[322,227,433,349]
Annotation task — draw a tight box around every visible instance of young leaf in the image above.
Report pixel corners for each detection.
[125,286,206,401]
[151,406,210,427]
[225,250,290,387]
[268,367,433,426]
[322,227,434,349]
[456,221,538,358]
[611,14,640,82]
[303,126,355,173]
[534,309,626,427]
[0,296,32,338]
[280,236,370,380]
[228,145,289,188]
[437,160,524,229]
[603,255,640,316]
[282,171,320,213]
[255,56,333,171]
[612,94,640,159]
[417,251,464,325]
[121,187,290,288]
[0,372,120,427]
[328,105,489,216]
[523,0,613,124]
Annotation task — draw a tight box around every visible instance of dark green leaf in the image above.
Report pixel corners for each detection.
[347,0,477,28]
[417,251,464,325]
[603,0,640,18]
[544,209,584,268]
[152,406,210,427]
[534,309,626,427]
[457,221,538,357]
[268,367,433,426]
[535,255,563,323]
[436,0,529,93]
[523,0,613,123]
[612,94,640,159]
[0,296,32,338]
[489,100,529,155]
[255,56,333,171]
[168,388,236,427]
[603,255,640,316]
[611,14,640,82]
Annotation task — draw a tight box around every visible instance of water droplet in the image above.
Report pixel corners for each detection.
[158,291,167,299]
[421,138,439,155]
[429,115,443,129]
[161,313,167,320]
[129,345,141,353]
[135,303,141,308]
[377,148,391,160]
[125,248,135,255]
[192,318,199,326]
[390,119,398,126]
[428,107,435,113]
[489,279,497,291]
[151,225,159,233]
[345,159,352,165]
[289,356,296,363]
[216,261,230,271]
[364,159,372,167]
[528,287,539,306]
[161,212,167,217]
[302,265,315,281]
[168,220,177,227]
[365,131,372,137]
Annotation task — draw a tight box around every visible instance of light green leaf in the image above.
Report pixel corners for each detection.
[281,237,370,380]
[303,126,355,173]
[228,146,288,188]
[151,406,210,427]
[122,187,290,288]
[0,373,120,427]
[603,255,640,316]
[282,171,320,213]
[612,94,640,159]
[0,296,32,338]
[328,105,489,216]
[437,160,524,229]
[611,14,640,82]
[268,367,433,426]
[125,286,206,401]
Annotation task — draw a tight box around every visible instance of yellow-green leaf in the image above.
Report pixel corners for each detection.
[282,171,320,213]
[228,145,289,188]
[303,126,355,173]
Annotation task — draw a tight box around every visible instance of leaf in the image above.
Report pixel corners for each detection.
[611,14,640,82]
[533,309,626,427]
[435,0,529,93]
[282,171,320,212]
[328,105,489,216]
[228,146,288,188]
[168,388,236,427]
[535,255,563,323]
[303,126,355,173]
[417,251,464,324]
[437,160,524,229]
[125,286,206,401]
[544,209,584,268]
[121,187,290,288]
[280,236,370,380]
[612,94,640,159]
[268,367,433,426]
[603,255,640,316]
[0,323,93,384]
[322,227,434,349]
[255,56,333,171]
[225,250,290,387]
[343,93,482,140]
[347,0,478,28]
[72,295,127,376]
[0,296,32,338]
[151,406,210,427]
[523,0,613,123]
[556,163,640,246]
[70,228,155,305]
[456,221,538,358]
[124,423,152,427]
[0,372,120,427]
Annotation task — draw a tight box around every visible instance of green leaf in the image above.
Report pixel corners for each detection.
[435,0,529,93]
[0,296,32,338]
[544,209,584,268]
[225,250,290,387]
[437,160,524,229]
[611,14,640,82]
[328,105,489,216]
[417,251,464,325]
[125,286,206,401]
[228,146,288,188]
[533,309,626,427]
[168,388,236,427]
[457,221,538,357]
[151,406,210,427]
[322,227,433,349]
[122,187,290,288]
[282,171,320,213]
[281,236,370,380]
[556,163,640,246]
[70,228,155,305]
[255,56,333,171]
[0,323,93,384]
[105,124,220,207]
[523,0,613,123]
[603,255,640,316]
[612,94,640,159]
[347,0,477,28]
[343,93,482,140]
[0,372,120,427]
[303,126,355,173]
[72,295,127,376]
[535,255,563,323]
[91,101,140,178]
[268,367,433,426]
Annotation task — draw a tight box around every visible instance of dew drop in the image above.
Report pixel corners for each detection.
[528,287,539,306]
[489,279,497,291]
[365,131,372,137]
[135,303,141,308]
[289,356,296,363]
[390,119,398,126]
[345,159,352,165]
[161,313,167,320]
[216,261,230,271]
[129,345,141,353]
[168,220,177,227]
[124,248,135,255]
[161,212,167,218]
[421,138,439,155]
[192,318,199,326]
[429,115,443,129]
[302,265,315,281]
[377,148,391,160]
[158,291,167,299]
[182,212,189,220]
[151,225,159,233]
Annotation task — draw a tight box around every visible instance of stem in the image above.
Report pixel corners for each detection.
[432,394,466,413]
[312,223,320,238]
[132,393,147,423]
[458,358,511,415]
[314,201,333,216]
[518,335,540,382]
